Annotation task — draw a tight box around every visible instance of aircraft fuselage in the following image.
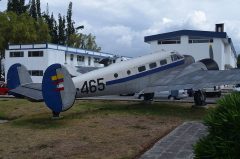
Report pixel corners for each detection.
[73,51,190,98]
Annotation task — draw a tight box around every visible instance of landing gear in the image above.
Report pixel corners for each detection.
[144,93,154,101]
[52,111,61,119]
[141,93,154,104]
[193,90,206,106]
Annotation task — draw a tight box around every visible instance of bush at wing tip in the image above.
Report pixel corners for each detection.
[194,93,240,159]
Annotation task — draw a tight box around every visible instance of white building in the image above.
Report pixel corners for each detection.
[144,24,237,70]
[5,43,122,83]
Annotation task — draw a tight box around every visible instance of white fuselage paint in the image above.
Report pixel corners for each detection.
[72,51,188,98]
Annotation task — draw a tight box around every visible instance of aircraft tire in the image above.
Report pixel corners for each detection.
[194,90,206,106]
[144,93,154,101]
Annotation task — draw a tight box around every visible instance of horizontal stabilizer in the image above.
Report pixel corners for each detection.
[9,83,43,101]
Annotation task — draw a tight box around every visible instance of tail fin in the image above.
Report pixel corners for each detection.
[7,63,32,89]
[7,63,42,101]
[42,64,76,113]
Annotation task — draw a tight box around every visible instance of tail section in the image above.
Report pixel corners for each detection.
[7,63,76,115]
[42,64,76,114]
[7,63,32,89]
[7,63,42,100]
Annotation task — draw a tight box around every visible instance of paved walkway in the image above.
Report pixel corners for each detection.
[0,120,8,124]
[139,122,207,159]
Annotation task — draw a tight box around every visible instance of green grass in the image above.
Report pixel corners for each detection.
[0,99,208,129]
[72,101,208,120]
[0,99,210,159]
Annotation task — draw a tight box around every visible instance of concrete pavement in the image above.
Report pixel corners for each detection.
[139,122,207,159]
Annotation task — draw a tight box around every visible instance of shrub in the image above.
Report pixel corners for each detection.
[194,93,240,159]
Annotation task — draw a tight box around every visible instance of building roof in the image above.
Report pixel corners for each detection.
[7,43,116,58]
[144,30,237,58]
[144,30,228,42]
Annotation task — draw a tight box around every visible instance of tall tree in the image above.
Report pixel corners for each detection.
[58,14,66,45]
[29,0,37,19]
[7,0,13,11]
[7,0,28,15]
[66,1,75,45]
[36,0,41,18]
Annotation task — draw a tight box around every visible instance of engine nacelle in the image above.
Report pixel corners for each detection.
[199,58,219,70]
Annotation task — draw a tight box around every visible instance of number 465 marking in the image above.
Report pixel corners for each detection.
[81,78,105,94]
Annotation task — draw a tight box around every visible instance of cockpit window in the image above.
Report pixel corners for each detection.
[171,54,183,61]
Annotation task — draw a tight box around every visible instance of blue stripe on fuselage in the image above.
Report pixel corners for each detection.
[106,59,184,86]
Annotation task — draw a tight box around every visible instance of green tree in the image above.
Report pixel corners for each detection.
[58,14,66,45]
[0,11,50,54]
[68,33,101,51]
[85,34,101,51]
[66,1,75,45]
[7,0,28,15]
[237,54,240,68]
[29,0,37,19]
[36,0,41,18]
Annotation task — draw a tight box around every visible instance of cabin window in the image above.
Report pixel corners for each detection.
[149,62,157,69]
[28,70,43,76]
[138,66,146,72]
[114,73,118,78]
[88,57,91,66]
[28,51,43,57]
[10,51,24,57]
[127,70,131,75]
[160,59,167,65]
[70,54,74,61]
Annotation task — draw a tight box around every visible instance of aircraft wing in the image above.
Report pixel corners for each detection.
[144,69,240,93]
[9,83,43,101]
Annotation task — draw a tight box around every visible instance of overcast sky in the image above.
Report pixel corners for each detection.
[1,0,240,57]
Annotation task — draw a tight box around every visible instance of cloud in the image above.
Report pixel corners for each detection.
[1,0,240,55]
[79,9,240,57]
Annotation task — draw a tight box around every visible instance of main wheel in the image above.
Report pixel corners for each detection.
[144,93,154,101]
[168,95,175,100]
[193,90,206,106]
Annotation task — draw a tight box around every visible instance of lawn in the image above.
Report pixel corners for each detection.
[0,99,209,159]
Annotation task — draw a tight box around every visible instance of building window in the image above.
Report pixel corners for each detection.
[149,62,157,69]
[77,55,85,62]
[70,54,74,61]
[127,70,131,75]
[188,36,213,43]
[10,51,24,57]
[88,57,91,66]
[114,73,118,78]
[160,59,167,65]
[28,51,43,57]
[158,37,180,45]
[138,66,146,72]
[94,58,100,63]
[28,70,43,76]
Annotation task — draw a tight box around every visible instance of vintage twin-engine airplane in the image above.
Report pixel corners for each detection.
[7,50,240,117]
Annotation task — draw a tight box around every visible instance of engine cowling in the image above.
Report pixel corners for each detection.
[199,58,219,70]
